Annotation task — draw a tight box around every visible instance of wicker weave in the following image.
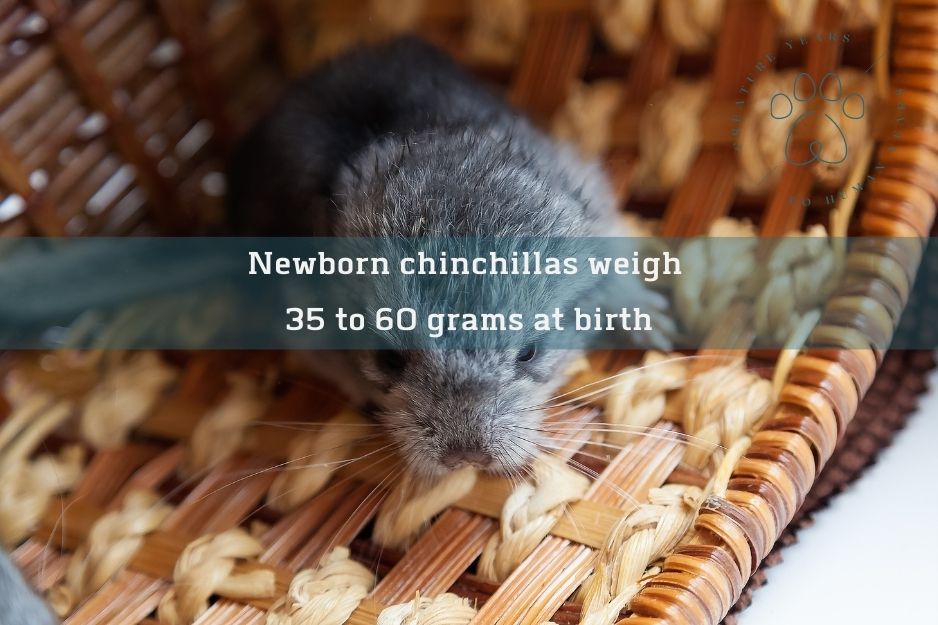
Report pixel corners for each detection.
[1,1,937,625]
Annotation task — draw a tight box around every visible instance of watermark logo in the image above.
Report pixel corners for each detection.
[730,31,905,208]
[770,71,866,167]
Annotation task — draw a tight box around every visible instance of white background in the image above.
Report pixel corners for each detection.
[738,365,938,624]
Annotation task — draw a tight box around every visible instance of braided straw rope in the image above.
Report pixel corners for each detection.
[552,68,873,195]
[681,363,773,473]
[369,0,425,35]
[577,357,769,625]
[737,70,807,193]
[307,26,363,66]
[0,444,84,547]
[157,528,276,625]
[303,0,882,66]
[48,489,173,616]
[603,351,688,444]
[673,218,759,339]
[831,0,880,29]
[267,410,369,513]
[594,0,655,53]
[374,466,478,550]
[478,455,590,582]
[594,0,878,52]
[811,68,875,186]
[706,436,755,500]
[466,0,529,64]
[80,351,177,449]
[771,0,878,32]
[619,212,660,238]
[2,370,39,408]
[182,372,272,478]
[578,484,703,625]
[736,70,875,194]
[0,2,924,625]
[0,378,84,547]
[377,592,477,625]
[752,224,839,346]
[660,0,725,51]
[267,547,375,625]
[634,80,711,191]
[291,0,428,72]
[770,0,818,36]
[551,81,624,159]
[674,215,840,345]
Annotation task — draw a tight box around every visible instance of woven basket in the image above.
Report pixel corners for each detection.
[1,1,937,625]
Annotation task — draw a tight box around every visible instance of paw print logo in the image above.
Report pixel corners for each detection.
[770,72,865,167]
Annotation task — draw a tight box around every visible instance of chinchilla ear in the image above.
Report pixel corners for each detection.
[0,550,58,625]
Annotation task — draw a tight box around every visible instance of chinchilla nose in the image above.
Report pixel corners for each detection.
[440,447,493,469]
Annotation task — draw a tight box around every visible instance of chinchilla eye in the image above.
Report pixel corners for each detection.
[516,343,537,363]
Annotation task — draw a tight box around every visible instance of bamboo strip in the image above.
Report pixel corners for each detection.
[116,446,187,502]
[28,0,182,231]
[661,149,739,237]
[660,0,777,237]
[604,24,678,200]
[71,0,123,32]
[0,45,56,109]
[80,0,143,53]
[370,509,495,606]
[11,92,79,161]
[282,480,385,570]
[95,18,159,86]
[509,11,591,123]
[0,131,62,234]
[63,570,168,625]
[160,456,276,534]
[247,0,293,69]
[0,70,65,137]
[28,428,687,624]
[187,602,265,625]
[468,425,684,625]
[154,0,236,151]
[71,445,161,508]
[12,539,68,591]
[258,480,361,566]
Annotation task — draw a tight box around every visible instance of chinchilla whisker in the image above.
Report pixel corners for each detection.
[258,457,377,518]
[512,355,707,412]
[537,430,719,455]
[324,466,401,558]
[181,441,393,510]
[531,425,725,453]
[519,356,773,414]
[282,443,395,472]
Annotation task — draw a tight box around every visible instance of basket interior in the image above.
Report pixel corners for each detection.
[1,1,937,625]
